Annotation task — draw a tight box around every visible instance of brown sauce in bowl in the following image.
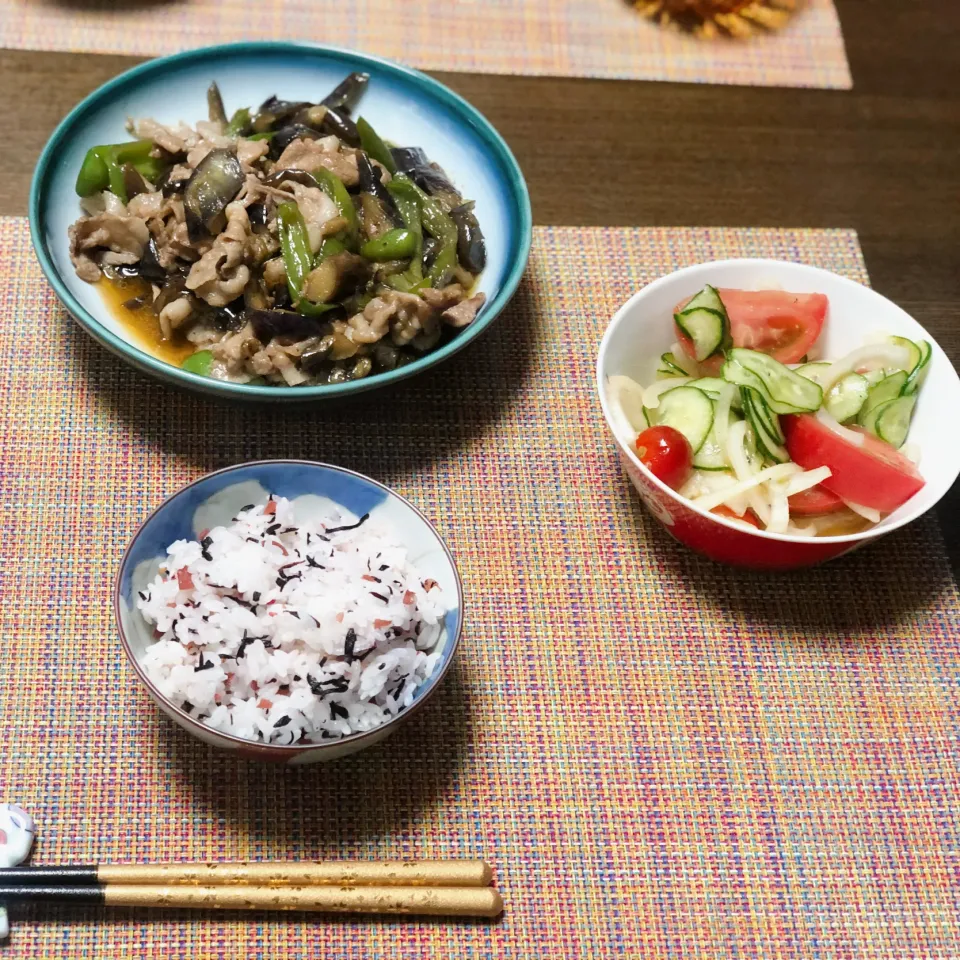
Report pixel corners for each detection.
[97,276,195,367]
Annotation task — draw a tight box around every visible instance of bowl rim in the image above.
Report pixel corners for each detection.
[596,257,960,546]
[29,40,533,401]
[112,459,465,754]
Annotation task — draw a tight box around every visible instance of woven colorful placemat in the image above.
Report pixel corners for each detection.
[0,0,851,89]
[1,217,957,958]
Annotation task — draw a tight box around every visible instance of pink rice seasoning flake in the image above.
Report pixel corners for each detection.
[137,497,447,745]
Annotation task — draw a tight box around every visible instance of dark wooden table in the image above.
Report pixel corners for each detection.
[2,0,957,566]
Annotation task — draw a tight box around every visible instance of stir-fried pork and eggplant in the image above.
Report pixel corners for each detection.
[68,74,487,386]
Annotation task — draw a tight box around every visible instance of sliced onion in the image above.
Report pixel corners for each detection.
[605,375,646,448]
[818,343,912,393]
[815,407,866,447]
[767,479,791,533]
[691,463,799,512]
[842,498,882,523]
[901,442,922,465]
[668,342,700,377]
[714,383,735,454]
[783,465,832,497]
[642,377,691,410]
[725,420,770,524]
[787,520,819,538]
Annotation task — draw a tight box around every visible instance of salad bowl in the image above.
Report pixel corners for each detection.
[596,259,960,569]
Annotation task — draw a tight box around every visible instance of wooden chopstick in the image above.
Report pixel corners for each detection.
[0,860,493,888]
[0,884,503,918]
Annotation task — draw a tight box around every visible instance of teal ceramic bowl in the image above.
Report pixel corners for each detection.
[30,42,532,401]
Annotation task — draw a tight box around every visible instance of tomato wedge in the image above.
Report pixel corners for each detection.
[712,505,761,528]
[787,484,845,516]
[676,288,827,366]
[782,413,924,513]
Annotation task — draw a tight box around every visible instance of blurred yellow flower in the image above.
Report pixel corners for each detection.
[631,0,800,37]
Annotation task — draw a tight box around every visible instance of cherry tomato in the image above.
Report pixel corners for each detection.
[782,413,924,513]
[787,484,845,516]
[676,288,827,367]
[635,425,693,490]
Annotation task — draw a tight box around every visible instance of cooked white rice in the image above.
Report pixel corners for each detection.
[137,497,448,745]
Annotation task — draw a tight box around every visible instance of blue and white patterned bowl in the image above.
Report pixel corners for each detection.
[114,461,463,764]
[30,41,532,401]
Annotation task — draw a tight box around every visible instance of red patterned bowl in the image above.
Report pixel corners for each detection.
[596,259,960,570]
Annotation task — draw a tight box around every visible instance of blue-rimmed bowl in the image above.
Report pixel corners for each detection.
[30,41,532,402]
[114,461,464,763]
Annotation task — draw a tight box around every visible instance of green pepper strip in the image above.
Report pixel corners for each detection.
[277,201,338,317]
[356,117,396,174]
[311,167,359,244]
[75,140,162,202]
[395,174,458,288]
[360,228,416,262]
[316,236,346,262]
[226,107,251,137]
[181,350,214,376]
[383,179,426,292]
[247,131,274,142]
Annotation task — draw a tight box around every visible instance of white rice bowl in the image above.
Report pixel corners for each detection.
[136,496,448,745]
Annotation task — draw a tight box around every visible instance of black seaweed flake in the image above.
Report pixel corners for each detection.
[246,537,260,544]
[379,564,390,572]
[289,611,300,619]
[138,591,147,601]
[195,657,215,672]
[273,715,292,728]
[319,657,327,668]
[344,628,357,662]
[305,556,325,569]
[228,596,253,610]
[325,513,370,535]
[182,700,194,713]
[308,675,350,696]
[252,592,261,602]
[200,536,214,562]
[241,504,255,512]
[276,572,303,589]
[202,615,210,623]
[266,523,281,536]
[370,592,389,603]
[330,701,349,721]
[280,527,297,534]
[236,637,254,659]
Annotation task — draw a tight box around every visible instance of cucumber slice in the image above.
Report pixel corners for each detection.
[857,370,908,425]
[904,340,932,394]
[656,352,689,379]
[674,285,729,362]
[722,348,823,414]
[888,336,921,375]
[688,377,743,410]
[652,386,715,453]
[795,361,831,383]
[741,388,788,463]
[825,372,869,423]
[741,386,784,443]
[863,368,889,386]
[875,394,917,448]
[693,411,737,470]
